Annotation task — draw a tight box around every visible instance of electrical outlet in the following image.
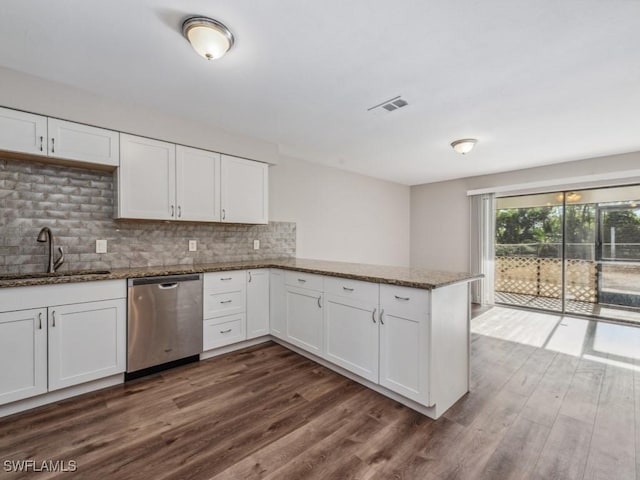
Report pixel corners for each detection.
[96,239,107,254]
[189,240,197,252]
[253,239,260,250]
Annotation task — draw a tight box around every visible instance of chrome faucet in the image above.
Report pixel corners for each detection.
[36,227,64,273]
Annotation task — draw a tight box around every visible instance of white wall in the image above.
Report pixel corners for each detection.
[0,67,412,266]
[270,155,411,266]
[410,151,640,271]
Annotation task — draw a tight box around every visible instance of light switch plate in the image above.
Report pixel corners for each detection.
[253,240,260,250]
[189,240,197,252]
[96,239,107,254]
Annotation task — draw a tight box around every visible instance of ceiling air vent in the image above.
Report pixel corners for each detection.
[368,96,409,113]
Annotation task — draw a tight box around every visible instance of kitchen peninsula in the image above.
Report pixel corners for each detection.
[0,258,479,420]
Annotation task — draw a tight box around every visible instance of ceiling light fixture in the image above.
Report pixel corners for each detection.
[451,138,477,155]
[182,16,234,61]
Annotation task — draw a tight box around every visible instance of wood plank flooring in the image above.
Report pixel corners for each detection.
[1,307,639,479]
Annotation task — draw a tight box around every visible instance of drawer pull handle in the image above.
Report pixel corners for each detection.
[39,136,44,152]
[379,308,385,325]
[220,277,232,281]
[51,311,56,327]
[159,282,178,289]
[372,308,377,323]
[220,300,232,304]
[248,271,252,283]
[38,312,43,330]
[394,295,410,301]
[220,328,232,334]
[343,287,354,292]
[298,278,307,283]
[317,296,322,308]
[51,137,55,153]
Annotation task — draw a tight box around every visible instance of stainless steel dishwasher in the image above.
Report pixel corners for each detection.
[127,274,203,377]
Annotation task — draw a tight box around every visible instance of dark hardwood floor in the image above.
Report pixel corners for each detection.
[1,307,639,479]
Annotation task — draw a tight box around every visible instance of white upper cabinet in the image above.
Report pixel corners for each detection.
[0,107,47,156]
[47,118,119,167]
[176,145,220,222]
[221,155,268,224]
[117,134,176,220]
[0,107,119,167]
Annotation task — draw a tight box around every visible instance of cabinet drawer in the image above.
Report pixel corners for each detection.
[285,271,323,291]
[204,271,246,295]
[204,290,245,319]
[324,276,379,303]
[203,315,246,350]
[380,284,430,319]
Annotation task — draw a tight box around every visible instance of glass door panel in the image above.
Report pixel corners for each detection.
[495,192,564,312]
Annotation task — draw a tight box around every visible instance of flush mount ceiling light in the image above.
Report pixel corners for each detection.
[182,16,234,61]
[450,138,478,155]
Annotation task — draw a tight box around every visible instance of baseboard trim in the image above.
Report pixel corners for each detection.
[0,374,123,418]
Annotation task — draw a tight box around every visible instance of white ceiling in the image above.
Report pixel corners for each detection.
[0,0,639,185]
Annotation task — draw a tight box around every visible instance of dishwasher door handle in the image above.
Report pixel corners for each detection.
[158,282,179,289]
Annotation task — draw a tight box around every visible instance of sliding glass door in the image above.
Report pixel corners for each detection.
[495,192,564,312]
[495,185,640,324]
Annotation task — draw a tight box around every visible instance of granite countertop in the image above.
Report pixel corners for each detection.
[0,258,481,290]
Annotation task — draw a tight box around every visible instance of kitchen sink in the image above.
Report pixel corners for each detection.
[0,270,111,281]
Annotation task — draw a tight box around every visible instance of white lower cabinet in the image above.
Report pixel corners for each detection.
[246,269,270,339]
[0,309,47,405]
[285,285,324,355]
[203,314,246,350]
[48,299,126,391]
[324,294,379,382]
[269,270,286,339]
[379,285,430,405]
[0,280,127,407]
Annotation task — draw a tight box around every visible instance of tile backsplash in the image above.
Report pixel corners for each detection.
[0,158,295,274]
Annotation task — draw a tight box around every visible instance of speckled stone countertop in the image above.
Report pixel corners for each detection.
[0,258,481,290]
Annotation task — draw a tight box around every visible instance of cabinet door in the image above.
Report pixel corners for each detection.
[379,309,430,405]
[285,286,323,355]
[176,145,220,221]
[48,299,126,391]
[324,294,379,382]
[220,155,268,224]
[0,107,47,156]
[247,270,270,339]
[47,118,119,166]
[0,309,47,405]
[269,269,286,339]
[118,134,176,220]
